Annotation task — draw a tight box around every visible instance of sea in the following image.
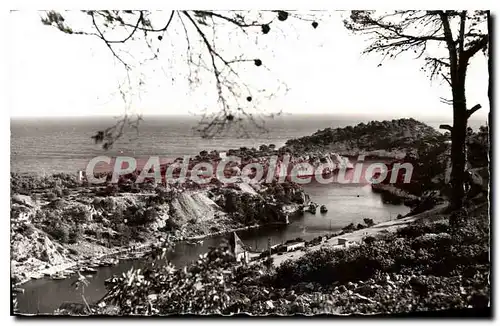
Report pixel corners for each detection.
[10,114,488,175]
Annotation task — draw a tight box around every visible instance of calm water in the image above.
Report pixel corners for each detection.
[10,114,487,175]
[12,114,483,314]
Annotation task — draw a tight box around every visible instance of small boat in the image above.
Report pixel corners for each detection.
[186,239,204,246]
[13,288,25,294]
[80,267,97,274]
[30,273,43,280]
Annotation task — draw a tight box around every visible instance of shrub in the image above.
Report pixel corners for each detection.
[363,236,376,245]
[263,257,274,269]
[342,223,356,233]
[275,208,489,289]
[363,218,375,227]
[68,226,83,244]
[47,224,69,243]
[46,192,58,201]
[52,186,64,198]
[162,218,180,231]
[68,248,79,255]
[19,224,35,237]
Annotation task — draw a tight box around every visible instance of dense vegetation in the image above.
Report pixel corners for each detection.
[56,202,489,316]
[371,124,488,216]
[284,118,442,155]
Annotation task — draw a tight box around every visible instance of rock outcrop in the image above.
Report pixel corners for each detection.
[10,171,311,284]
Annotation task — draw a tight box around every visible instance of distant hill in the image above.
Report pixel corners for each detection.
[283,118,445,158]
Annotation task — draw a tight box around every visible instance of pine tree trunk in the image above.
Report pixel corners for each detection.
[450,65,468,211]
[450,107,467,211]
[487,11,492,114]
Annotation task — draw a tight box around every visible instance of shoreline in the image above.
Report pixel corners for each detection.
[268,202,449,267]
[14,221,272,287]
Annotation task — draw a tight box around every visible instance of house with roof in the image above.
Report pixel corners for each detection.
[229,232,249,263]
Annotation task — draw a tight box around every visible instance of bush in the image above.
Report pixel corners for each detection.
[274,245,393,287]
[161,218,179,232]
[47,224,69,243]
[52,186,64,198]
[19,224,35,237]
[46,192,58,201]
[275,207,489,288]
[363,218,375,227]
[68,226,83,244]
[342,223,356,233]
[68,248,79,255]
[66,205,92,223]
[363,236,376,245]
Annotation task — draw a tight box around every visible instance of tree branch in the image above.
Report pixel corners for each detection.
[90,12,130,69]
[462,35,489,61]
[440,124,453,132]
[466,104,482,118]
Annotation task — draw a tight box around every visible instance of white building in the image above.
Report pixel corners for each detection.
[285,241,305,252]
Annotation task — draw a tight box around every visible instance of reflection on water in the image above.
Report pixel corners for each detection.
[15,181,410,314]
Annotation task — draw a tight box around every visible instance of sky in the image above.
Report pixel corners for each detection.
[8,10,490,120]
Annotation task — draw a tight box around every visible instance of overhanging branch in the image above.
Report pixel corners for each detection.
[467,104,482,118]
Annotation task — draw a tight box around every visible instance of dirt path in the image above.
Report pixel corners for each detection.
[270,203,449,267]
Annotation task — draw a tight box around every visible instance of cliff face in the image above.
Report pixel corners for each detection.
[284,118,441,158]
[170,192,219,223]
[211,182,309,226]
[10,173,309,284]
[11,199,75,283]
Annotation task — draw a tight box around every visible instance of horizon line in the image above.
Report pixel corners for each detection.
[10,112,489,121]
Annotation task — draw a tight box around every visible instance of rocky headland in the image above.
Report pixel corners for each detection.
[283,118,442,159]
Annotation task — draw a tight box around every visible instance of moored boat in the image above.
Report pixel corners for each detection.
[186,239,204,246]
[80,267,97,274]
[13,288,25,294]
[30,273,43,280]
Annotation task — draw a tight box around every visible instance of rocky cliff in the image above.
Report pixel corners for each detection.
[10,173,309,284]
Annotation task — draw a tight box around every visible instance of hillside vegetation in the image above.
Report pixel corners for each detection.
[284,118,444,157]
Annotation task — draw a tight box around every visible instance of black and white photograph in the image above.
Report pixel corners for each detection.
[8,7,492,317]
